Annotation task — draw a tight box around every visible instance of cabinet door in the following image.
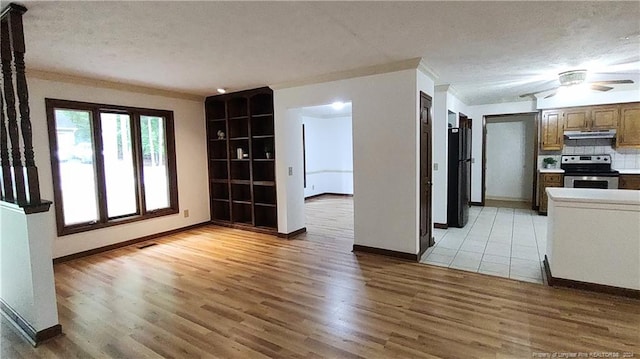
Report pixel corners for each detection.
[541,110,563,150]
[617,103,640,148]
[563,108,589,131]
[619,175,640,190]
[591,106,618,130]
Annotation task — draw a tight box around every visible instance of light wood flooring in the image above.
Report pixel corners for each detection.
[2,197,639,358]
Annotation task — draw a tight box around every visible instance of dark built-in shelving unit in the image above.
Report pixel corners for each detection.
[205,87,277,232]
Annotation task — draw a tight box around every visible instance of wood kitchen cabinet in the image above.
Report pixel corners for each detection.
[563,107,589,131]
[591,105,618,130]
[617,103,640,148]
[541,110,563,151]
[619,174,640,190]
[539,172,563,214]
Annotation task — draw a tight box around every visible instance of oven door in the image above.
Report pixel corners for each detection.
[564,175,619,189]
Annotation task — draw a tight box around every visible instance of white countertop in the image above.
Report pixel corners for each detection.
[539,168,564,173]
[616,169,640,175]
[546,187,640,206]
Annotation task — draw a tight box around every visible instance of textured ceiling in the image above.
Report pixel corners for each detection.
[19,1,640,105]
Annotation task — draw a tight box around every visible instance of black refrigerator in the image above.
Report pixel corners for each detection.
[447,127,471,228]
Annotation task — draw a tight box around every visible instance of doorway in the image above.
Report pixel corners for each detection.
[419,92,434,258]
[300,102,354,243]
[483,114,537,208]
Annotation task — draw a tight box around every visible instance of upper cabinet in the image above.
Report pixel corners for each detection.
[591,106,618,130]
[563,107,589,131]
[541,110,563,150]
[563,106,618,131]
[617,103,640,148]
[540,102,638,151]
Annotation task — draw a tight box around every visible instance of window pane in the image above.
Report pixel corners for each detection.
[101,113,138,218]
[54,109,99,225]
[140,115,170,210]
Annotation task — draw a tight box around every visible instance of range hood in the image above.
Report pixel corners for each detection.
[564,129,616,140]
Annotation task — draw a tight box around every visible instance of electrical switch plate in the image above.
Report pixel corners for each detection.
[434,163,438,171]
[288,167,293,176]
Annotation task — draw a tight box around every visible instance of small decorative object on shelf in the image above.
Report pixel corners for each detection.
[543,157,557,169]
[217,130,225,139]
[265,145,273,159]
[243,153,249,159]
[237,147,244,159]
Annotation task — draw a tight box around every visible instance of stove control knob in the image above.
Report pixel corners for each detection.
[596,157,601,160]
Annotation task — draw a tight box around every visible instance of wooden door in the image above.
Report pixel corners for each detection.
[591,106,618,130]
[419,92,434,258]
[563,108,589,131]
[617,103,640,148]
[541,110,563,150]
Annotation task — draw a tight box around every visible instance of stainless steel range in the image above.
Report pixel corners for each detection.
[561,155,619,189]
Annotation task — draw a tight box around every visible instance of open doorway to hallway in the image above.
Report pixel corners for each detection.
[299,102,354,244]
[483,113,537,209]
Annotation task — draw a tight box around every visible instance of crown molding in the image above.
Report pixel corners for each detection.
[271,58,423,90]
[417,59,439,81]
[26,69,204,102]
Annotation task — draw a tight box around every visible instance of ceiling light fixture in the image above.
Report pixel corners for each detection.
[558,70,587,87]
[217,88,227,94]
[331,101,345,110]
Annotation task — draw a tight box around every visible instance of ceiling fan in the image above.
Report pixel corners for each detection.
[519,69,635,99]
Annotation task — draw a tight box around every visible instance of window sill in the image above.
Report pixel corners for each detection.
[57,208,179,236]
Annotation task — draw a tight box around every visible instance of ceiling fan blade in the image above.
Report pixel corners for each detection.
[519,86,559,98]
[544,92,557,99]
[590,79,634,85]
[590,84,613,92]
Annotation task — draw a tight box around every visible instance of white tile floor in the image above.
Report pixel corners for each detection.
[421,206,548,284]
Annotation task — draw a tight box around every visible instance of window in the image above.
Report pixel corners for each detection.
[46,99,178,235]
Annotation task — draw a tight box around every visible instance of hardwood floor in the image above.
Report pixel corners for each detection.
[303,194,354,244]
[2,197,639,358]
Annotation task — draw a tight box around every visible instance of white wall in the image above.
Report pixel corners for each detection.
[486,115,535,201]
[275,69,434,254]
[466,101,537,203]
[537,89,640,109]
[27,77,209,258]
[302,115,353,197]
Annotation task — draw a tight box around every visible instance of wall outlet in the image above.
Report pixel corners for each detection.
[433,163,438,171]
[183,209,189,218]
[288,167,293,176]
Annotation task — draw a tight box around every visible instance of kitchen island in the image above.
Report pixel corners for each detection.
[545,188,640,297]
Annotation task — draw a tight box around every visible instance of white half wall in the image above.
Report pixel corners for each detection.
[1,203,59,332]
[302,115,353,197]
[27,77,209,258]
[275,69,434,254]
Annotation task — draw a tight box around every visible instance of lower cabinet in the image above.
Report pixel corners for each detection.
[539,173,563,214]
[619,174,640,190]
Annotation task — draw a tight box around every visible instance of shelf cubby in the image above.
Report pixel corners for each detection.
[231,183,252,202]
[253,184,276,205]
[250,93,274,116]
[228,97,248,118]
[212,200,231,222]
[210,140,228,159]
[206,100,226,120]
[250,116,274,136]
[252,161,275,182]
[230,161,250,181]
[211,182,230,200]
[232,202,253,225]
[254,205,277,228]
[210,161,228,179]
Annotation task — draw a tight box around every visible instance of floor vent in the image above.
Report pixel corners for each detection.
[137,243,158,249]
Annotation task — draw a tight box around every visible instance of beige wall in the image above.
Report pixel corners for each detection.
[27,76,209,258]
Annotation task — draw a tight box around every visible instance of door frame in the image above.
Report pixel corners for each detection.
[481,112,539,207]
[418,91,434,260]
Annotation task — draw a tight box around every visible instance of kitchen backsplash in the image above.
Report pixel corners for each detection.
[538,139,640,169]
